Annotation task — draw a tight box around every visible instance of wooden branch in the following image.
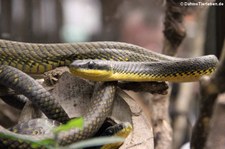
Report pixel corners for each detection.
[163,0,186,55]
[149,93,173,149]
[118,82,168,94]
[190,78,217,149]
[151,0,187,148]
[152,0,188,148]
[191,42,225,148]
[205,93,225,149]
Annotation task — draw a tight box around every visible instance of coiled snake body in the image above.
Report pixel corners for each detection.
[0,39,218,148]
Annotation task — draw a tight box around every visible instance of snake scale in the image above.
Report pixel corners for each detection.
[0,39,218,148]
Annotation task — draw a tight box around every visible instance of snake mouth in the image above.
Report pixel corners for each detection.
[69,60,113,81]
[70,68,112,81]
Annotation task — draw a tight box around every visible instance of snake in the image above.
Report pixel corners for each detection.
[69,56,217,82]
[0,67,117,148]
[0,39,218,148]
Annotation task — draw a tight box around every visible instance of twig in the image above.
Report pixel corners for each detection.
[163,0,186,55]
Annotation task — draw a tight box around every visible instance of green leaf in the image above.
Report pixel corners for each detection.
[53,117,84,134]
[31,138,55,148]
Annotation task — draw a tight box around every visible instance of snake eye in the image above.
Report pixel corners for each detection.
[105,128,114,135]
[87,61,96,69]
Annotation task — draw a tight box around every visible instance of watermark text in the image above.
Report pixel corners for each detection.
[180,1,224,6]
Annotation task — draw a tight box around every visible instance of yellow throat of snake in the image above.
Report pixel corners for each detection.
[70,68,113,81]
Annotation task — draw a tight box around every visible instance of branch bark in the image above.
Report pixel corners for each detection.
[205,93,225,149]
[191,42,225,149]
[163,0,186,55]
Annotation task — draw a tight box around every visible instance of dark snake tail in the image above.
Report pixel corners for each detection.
[0,65,69,123]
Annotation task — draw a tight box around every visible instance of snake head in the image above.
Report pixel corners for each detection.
[69,60,113,81]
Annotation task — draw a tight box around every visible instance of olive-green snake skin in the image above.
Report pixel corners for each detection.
[0,39,218,148]
[70,56,217,82]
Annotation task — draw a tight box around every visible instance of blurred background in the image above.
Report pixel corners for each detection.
[0,0,224,149]
[0,0,165,51]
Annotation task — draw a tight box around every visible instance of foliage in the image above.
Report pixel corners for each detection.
[53,117,84,134]
[0,117,124,149]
